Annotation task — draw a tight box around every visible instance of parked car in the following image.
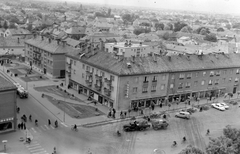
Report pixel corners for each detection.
[123,120,151,132]
[175,111,190,119]
[211,103,225,111]
[218,102,229,109]
[150,119,169,130]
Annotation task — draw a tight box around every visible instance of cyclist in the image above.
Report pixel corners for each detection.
[29,115,32,122]
[35,119,38,126]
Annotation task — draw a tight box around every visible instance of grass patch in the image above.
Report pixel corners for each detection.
[45,95,105,119]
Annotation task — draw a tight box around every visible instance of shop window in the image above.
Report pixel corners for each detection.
[179,73,185,79]
[170,84,174,89]
[0,122,12,131]
[161,84,165,90]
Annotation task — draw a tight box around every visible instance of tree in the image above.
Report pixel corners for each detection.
[37,13,42,19]
[122,14,132,23]
[9,23,16,28]
[180,26,193,33]
[155,23,164,30]
[140,22,151,27]
[204,33,217,42]
[164,25,171,30]
[174,22,188,32]
[133,28,151,35]
[226,24,231,30]
[3,21,8,29]
[167,23,173,30]
[27,24,33,31]
[95,12,106,17]
[217,27,225,32]
[162,32,170,40]
[195,27,210,35]
[179,145,205,154]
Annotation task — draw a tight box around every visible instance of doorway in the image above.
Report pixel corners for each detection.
[233,87,237,94]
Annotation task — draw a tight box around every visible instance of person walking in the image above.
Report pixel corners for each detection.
[23,123,26,130]
[48,119,51,125]
[18,123,20,129]
[20,122,23,130]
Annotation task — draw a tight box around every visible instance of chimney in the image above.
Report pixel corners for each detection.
[17,37,20,44]
[62,40,66,47]
[48,38,51,43]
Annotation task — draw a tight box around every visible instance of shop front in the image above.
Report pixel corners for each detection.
[0,117,15,133]
[130,96,166,109]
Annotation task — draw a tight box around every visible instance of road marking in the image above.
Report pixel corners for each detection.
[40,126,46,131]
[30,148,44,152]
[44,125,50,130]
[50,125,55,129]
[31,128,37,133]
[32,151,48,154]
[61,122,68,127]
[28,145,42,150]
[26,143,40,148]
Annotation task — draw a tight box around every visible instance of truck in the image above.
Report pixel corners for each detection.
[17,87,28,99]
[150,119,169,130]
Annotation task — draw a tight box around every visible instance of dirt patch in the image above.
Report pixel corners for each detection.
[34,85,83,102]
[45,95,105,119]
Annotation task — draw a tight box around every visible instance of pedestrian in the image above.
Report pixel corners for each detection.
[160,103,162,108]
[188,100,190,105]
[108,111,111,118]
[18,123,20,129]
[206,129,210,135]
[140,109,143,115]
[48,119,51,125]
[17,107,20,113]
[124,111,127,117]
[112,108,116,114]
[20,122,23,130]
[23,123,26,130]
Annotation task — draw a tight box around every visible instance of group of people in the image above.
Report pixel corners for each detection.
[18,122,26,130]
[107,108,116,118]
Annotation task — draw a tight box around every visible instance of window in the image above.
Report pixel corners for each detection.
[142,87,148,93]
[210,71,214,76]
[216,70,220,76]
[203,71,206,76]
[208,80,212,85]
[229,77,232,82]
[194,81,198,86]
[171,75,175,80]
[82,73,84,78]
[185,82,191,88]
[178,83,183,89]
[160,84,165,90]
[201,80,205,85]
[179,73,185,79]
[162,74,166,80]
[151,85,156,92]
[110,75,115,81]
[153,76,157,82]
[100,71,105,77]
[92,68,94,73]
[135,77,139,83]
[195,72,199,77]
[215,79,219,85]
[186,73,192,79]
[73,61,76,66]
[82,64,85,69]
[144,76,148,82]
[133,87,138,93]
[237,69,240,74]
[170,84,174,89]
[73,70,76,74]
[230,70,233,74]
[86,66,90,71]
[11,49,14,51]
[235,78,239,82]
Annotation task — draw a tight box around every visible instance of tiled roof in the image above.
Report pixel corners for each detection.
[67,51,240,76]
[64,38,80,47]
[65,27,86,35]
[0,36,26,47]
[0,76,16,91]
[25,36,75,54]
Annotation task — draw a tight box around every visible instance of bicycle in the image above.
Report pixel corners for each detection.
[172,141,177,147]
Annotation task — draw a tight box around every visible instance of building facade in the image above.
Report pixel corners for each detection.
[25,36,75,78]
[0,76,17,133]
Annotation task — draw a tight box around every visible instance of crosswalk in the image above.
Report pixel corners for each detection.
[25,140,49,154]
[21,123,68,134]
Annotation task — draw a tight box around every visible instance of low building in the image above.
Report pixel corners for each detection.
[0,36,26,56]
[0,76,17,133]
[25,35,77,78]
[105,41,153,57]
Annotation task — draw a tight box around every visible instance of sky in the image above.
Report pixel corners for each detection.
[63,0,240,15]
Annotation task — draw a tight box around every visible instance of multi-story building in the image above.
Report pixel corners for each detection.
[0,76,17,133]
[166,53,240,103]
[66,50,170,110]
[25,35,76,78]
[105,41,153,57]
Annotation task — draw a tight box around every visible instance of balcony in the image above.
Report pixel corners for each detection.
[179,77,184,80]
[185,86,190,88]
[216,73,220,76]
[209,74,214,77]
[94,84,102,91]
[186,76,191,79]
[142,81,149,88]
[95,74,103,80]
[33,57,41,61]
[215,82,219,85]
[104,78,112,84]
[86,70,93,75]
[104,87,111,96]
[178,87,183,89]
[85,80,92,87]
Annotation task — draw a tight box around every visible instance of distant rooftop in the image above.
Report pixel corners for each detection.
[106,42,148,48]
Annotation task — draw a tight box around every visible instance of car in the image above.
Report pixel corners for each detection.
[150,119,169,130]
[123,120,151,132]
[211,103,225,111]
[218,102,229,109]
[17,88,28,99]
[175,111,190,119]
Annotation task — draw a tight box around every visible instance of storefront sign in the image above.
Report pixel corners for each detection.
[0,117,14,123]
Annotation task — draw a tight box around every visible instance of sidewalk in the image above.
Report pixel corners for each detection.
[1,61,239,127]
